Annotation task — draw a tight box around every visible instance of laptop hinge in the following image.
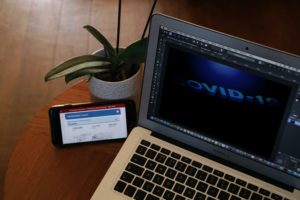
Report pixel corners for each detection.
[151,131,294,192]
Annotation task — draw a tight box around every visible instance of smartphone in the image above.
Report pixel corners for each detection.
[48,100,136,147]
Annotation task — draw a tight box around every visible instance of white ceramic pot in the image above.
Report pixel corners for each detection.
[88,67,142,100]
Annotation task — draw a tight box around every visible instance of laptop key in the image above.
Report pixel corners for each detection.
[218,190,230,200]
[207,186,219,197]
[251,192,263,200]
[120,171,134,183]
[259,188,270,197]
[163,178,175,189]
[153,185,165,197]
[185,165,197,176]
[141,140,151,147]
[166,168,177,179]
[206,174,219,185]
[150,143,161,151]
[196,169,208,181]
[114,180,127,193]
[134,189,147,200]
[239,188,251,199]
[202,165,213,173]
[155,164,167,174]
[131,154,147,166]
[136,145,147,155]
[126,162,144,176]
[196,181,208,193]
[192,160,203,168]
[217,179,229,190]
[224,174,236,182]
[228,183,240,195]
[176,172,187,183]
[145,160,157,170]
[171,152,181,159]
[161,147,171,155]
[166,157,177,168]
[153,174,164,185]
[174,183,185,194]
[186,177,197,188]
[213,169,224,177]
[236,179,247,187]
[183,187,196,198]
[181,156,192,164]
[163,190,175,200]
[132,177,144,187]
[165,158,176,167]
[145,149,157,159]
[143,181,154,192]
[247,183,259,192]
[175,161,187,171]
[271,193,283,200]
[195,192,207,200]
[124,185,137,197]
[155,153,167,163]
[143,170,154,180]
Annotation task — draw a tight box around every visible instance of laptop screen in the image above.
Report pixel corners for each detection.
[139,14,300,188]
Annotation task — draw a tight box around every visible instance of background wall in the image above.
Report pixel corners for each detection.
[1,0,300,198]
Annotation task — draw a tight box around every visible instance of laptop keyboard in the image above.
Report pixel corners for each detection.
[114,139,287,200]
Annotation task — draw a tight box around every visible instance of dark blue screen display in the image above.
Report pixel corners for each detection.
[158,45,292,159]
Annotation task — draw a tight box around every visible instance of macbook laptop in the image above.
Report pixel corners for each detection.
[91,14,300,200]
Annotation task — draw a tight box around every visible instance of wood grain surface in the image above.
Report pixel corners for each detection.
[4,81,125,200]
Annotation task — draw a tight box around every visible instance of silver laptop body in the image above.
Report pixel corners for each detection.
[91,14,300,200]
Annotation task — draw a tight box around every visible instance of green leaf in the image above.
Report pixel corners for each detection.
[119,37,148,63]
[65,67,110,83]
[44,55,110,81]
[83,25,117,60]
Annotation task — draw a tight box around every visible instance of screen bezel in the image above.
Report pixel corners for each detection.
[139,13,300,189]
[49,100,136,147]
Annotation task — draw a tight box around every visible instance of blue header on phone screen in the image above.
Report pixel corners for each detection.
[65,109,121,120]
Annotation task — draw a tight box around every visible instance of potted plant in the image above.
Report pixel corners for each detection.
[44,0,157,100]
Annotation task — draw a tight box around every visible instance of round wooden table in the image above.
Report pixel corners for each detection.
[4,82,124,200]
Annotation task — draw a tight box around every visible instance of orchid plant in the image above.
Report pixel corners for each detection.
[45,0,157,83]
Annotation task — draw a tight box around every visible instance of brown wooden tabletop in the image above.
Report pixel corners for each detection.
[3,81,123,200]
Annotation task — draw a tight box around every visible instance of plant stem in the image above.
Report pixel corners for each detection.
[141,0,157,40]
[117,0,122,54]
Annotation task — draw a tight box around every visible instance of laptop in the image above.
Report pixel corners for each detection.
[91,14,300,200]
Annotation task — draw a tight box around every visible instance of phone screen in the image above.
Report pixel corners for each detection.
[58,103,128,144]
